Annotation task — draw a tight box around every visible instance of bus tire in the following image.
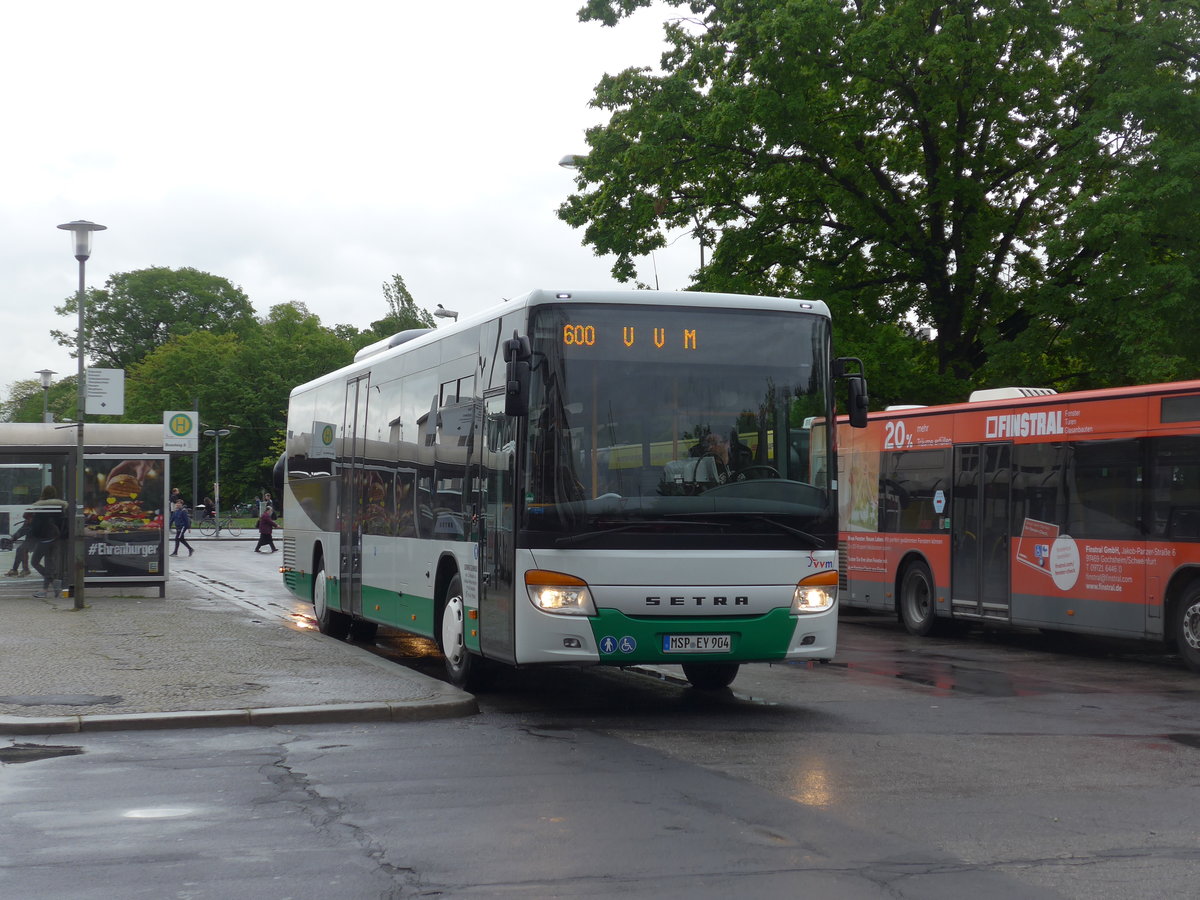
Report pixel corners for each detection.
[440,574,485,690]
[313,558,350,640]
[1172,585,1200,673]
[899,560,938,637]
[682,662,739,690]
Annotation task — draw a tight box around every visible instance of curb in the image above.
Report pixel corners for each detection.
[0,696,479,735]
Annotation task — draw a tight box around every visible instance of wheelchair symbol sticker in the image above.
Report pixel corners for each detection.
[600,635,637,654]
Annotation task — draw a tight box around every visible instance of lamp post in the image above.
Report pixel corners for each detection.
[434,304,459,322]
[57,219,106,610]
[203,428,231,536]
[35,369,56,423]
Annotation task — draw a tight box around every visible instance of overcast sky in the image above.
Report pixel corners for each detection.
[1,1,698,398]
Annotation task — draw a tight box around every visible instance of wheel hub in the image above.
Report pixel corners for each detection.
[442,596,465,666]
[1183,601,1200,651]
[314,572,327,618]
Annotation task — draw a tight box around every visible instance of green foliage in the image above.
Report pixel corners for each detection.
[53,266,258,370]
[0,379,46,423]
[0,376,86,424]
[366,274,438,341]
[562,0,1200,402]
[24,272,440,502]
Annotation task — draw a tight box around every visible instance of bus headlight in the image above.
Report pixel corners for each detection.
[525,570,597,616]
[792,571,838,614]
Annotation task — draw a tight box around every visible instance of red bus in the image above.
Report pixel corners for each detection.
[838,380,1200,672]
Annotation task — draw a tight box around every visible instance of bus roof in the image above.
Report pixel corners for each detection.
[843,378,1200,428]
[292,288,832,397]
[884,379,1200,417]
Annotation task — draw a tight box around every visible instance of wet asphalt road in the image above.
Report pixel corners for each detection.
[3,547,1197,898]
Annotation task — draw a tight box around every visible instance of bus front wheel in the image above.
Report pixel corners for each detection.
[899,560,938,637]
[313,559,350,640]
[682,662,739,690]
[1172,586,1200,673]
[440,574,485,690]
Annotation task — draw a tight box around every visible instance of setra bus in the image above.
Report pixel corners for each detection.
[837,380,1200,672]
[281,289,867,689]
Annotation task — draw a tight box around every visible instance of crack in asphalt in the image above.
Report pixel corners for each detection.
[264,738,423,898]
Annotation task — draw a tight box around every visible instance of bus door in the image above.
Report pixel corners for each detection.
[476,392,517,663]
[951,443,1012,623]
[340,374,370,618]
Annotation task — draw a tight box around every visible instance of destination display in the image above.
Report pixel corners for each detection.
[540,304,821,365]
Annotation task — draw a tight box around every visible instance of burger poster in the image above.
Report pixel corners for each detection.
[83,454,168,581]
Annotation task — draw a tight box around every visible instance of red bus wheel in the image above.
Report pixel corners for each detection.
[1173,587,1200,674]
[899,560,938,637]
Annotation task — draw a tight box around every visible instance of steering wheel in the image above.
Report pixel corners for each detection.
[735,465,781,481]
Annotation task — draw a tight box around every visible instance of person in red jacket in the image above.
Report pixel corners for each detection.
[253,506,281,553]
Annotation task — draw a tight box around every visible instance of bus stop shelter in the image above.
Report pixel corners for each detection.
[0,423,169,598]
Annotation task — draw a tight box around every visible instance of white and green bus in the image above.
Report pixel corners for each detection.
[281,289,867,689]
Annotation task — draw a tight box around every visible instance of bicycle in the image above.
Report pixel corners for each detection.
[197,513,242,537]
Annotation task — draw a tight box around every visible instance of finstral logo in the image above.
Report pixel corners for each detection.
[985,410,1065,438]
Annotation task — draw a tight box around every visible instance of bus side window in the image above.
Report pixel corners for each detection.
[1150,435,1200,540]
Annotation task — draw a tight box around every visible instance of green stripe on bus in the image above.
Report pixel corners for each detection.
[589,608,799,663]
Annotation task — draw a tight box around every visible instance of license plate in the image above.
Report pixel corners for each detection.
[662,634,731,653]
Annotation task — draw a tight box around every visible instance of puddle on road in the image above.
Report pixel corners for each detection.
[0,743,85,764]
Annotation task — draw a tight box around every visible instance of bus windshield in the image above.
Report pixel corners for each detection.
[521,303,834,550]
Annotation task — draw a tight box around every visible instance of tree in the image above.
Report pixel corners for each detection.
[124,331,262,502]
[257,301,359,389]
[53,267,259,371]
[0,379,46,423]
[563,0,1200,401]
[366,274,437,341]
[123,302,364,503]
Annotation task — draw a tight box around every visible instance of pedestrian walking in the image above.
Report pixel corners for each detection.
[169,499,194,556]
[4,511,34,577]
[29,485,69,598]
[254,506,280,552]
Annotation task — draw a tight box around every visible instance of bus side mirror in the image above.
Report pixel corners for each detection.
[847,376,868,428]
[503,332,532,417]
[835,357,869,429]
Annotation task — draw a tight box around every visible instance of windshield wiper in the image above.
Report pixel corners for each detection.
[555,518,734,546]
[665,511,824,546]
[555,524,646,546]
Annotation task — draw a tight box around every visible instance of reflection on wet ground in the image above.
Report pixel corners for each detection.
[293,603,1200,709]
[822,656,1101,697]
[830,612,1199,698]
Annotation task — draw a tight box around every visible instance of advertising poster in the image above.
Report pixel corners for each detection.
[83,454,168,581]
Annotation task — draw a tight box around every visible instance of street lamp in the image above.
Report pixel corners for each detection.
[203,428,231,536]
[35,369,56,423]
[57,219,106,610]
[434,304,459,322]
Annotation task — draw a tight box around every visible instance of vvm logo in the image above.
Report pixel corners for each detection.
[807,555,835,570]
